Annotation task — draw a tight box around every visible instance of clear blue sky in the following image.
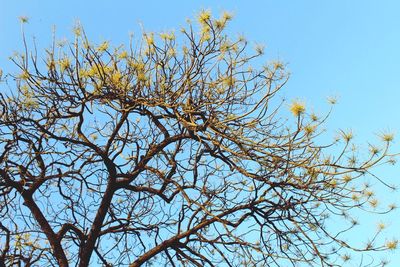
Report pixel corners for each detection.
[1,0,399,265]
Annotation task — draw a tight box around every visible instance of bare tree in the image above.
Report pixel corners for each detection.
[0,11,397,267]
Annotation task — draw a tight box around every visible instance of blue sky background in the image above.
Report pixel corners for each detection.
[1,0,399,265]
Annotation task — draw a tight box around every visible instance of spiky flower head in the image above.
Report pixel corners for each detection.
[198,9,211,24]
[381,132,394,142]
[97,41,109,52]
[289,100,306,116]
[386,239,398,250]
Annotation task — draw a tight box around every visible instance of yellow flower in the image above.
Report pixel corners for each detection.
[137,72,147,82]
[118,51,128,59]
[20,84,31,96]
[222,11,233,22]
[351,193,359,202]
[73,25,81,36]
[369,198,378,208]
[214,19,227,30]
[369,145,380,155]
[343,174,352,183]
[386,240,398,250]
[201,31,211,42]
[310,113,318,122]
[160,31,175,41]
[342,130,353,142]
[198,9,211,24]
[304,124,316,135]
[289,100,306,116]
[19,70,30,80]
[110,71,122,85]
[364,190,374,197]
[168,48,177,57]
[328,179,337,188]
[381,132,394,142]
[97,41,109,52]
[220,41,230,53]
[23,98,38,109]
[87,66,99,77]
[223,76,236,87]
[145,33,154,46]
[273,61,284,70]
[129,61,145,72]
[79,69,89,78]
[59,58,70,72]
[377,222,386,230]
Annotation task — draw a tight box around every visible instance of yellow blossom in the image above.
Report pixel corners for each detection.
[222,11,233,22]
[273,61,284,70]
[110,71,122,85]
[351,193,360,202]
[343,174,352,183]
[129,61,145,72]
[223,76,236,87]
[97,41,109,52]
[118,50,128,59]
[289,100,306,116]
[220,41,231,53]
[19,70,30,80]
[304,124,316,135]
[381,132,394,142]
[137,72,147,82]
[145,33,154,46]
[369,145,380,155]
[198,9,211,24]
[364,190,374,197]
[369,198,378,208]
[377,222,386,230]
[59,58,70,72]
[73,24,82,36]
[79,69,89,78]
[160,31,175,41]
[328,179,337,188]
[168,48,177,57]
[310,113,318,122]
[215,18,227,30]
[342,130,353,142]
[386,240,398,250]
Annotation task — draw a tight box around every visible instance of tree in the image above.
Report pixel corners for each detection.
[0,10,397,267]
